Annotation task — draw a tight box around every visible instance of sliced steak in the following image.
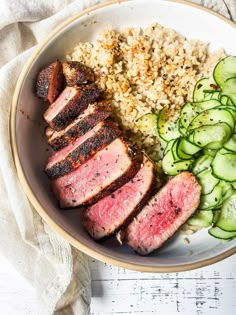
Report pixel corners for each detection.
[43,84,100,131]
[46,100,112,150]
[126,172,201,255]
[83,156,155,240]
[52,138,142,208]
[62,61,95,86]
[36,60,64,104]
[45,120,121,180]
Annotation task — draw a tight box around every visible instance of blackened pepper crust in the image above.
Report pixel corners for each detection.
[62,61,95,86]
[45,120,121,180]
[50,84,101,131]
[48,100,111,150]
[36,60,64,103]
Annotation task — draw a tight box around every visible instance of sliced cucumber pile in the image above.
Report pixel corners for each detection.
[136,55,236,241]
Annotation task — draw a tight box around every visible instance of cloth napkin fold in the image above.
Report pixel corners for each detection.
[0,1,107,314]
[0,1,235,315]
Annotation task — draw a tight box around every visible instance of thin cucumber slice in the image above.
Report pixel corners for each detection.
[212,210,221,224]
[220,96,235,107]
[220,181,234,197]
[227,97,234,106]
[180,102,195,130]
[157,107,180,141]
[188,108,235,132]
[199,183,223,210]
[209,226,236,240]
[190,123,232,149]
[221,77,236,105]
[171,138,181,162]
[223,134,236,153]
[161,150,193,176]
[210,91,221,100]
[188,133,194,144]
[176,139,192,160]
[203,92,214,101]
[213,56,236,88]
[188,210,213,228]
[203,149,217,157]
[220,95,230,106]
[222,186,235,203]
[192,155,213,175]
[196,168,219,195]
[164,139,175,155]
[177,144,192,160]
[203,89,217,94]
[177,148,192,160]
[216,181,233,208]
[216,105,236,120]
[136,113,159,136]
[212,148,236,182]
[178,138,201,155]
[162,150,175,175]
[193,99,221,113]
[178,120,187,137]
[193,77,218,102]
[216,193,236,231]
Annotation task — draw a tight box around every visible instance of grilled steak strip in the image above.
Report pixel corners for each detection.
[45,120,121,180]
[62,61,95,86]
[83,156,155,240]
[36,60,64,104]
[52,138,142,208]
[43,84,100,131]
[126,172,201,255]
[46,100,112,150]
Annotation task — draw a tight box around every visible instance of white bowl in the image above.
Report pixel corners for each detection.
[11,0,236,272]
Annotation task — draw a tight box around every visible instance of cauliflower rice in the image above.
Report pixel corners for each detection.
[68,22,224,163]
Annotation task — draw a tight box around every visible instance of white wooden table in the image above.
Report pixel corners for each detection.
[0,252,235,314]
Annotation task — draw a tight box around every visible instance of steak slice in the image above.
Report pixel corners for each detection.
[45,120,121,180]
[126,172,201,255]
[43,84,100,131]
[46,100,112,150]
[52,138,142,208]
[83,156,155,240]
[62,61,95,86]
[36,60,64,104]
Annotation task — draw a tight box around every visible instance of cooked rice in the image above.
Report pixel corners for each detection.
[68,22,224,165]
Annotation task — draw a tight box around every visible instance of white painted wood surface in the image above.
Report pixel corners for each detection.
[0,251,235,314]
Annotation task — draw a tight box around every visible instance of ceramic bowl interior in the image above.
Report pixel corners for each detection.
[11,0,236,272]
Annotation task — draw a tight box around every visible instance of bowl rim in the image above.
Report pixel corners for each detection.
[10,0,236,272]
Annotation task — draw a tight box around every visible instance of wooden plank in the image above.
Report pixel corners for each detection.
[0,251,235,314]
[90,255,236,314]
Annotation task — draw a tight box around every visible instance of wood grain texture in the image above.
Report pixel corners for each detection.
[89,255,236,315]
[0,252,235,314]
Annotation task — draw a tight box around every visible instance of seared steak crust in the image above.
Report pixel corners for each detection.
[47,100,111,150]
[62,61,95,86]
[45,120,121,180]
[83,156,155,240]
[52,138,142,208]
[44,84,100,131]
[36,60,64,103]
[126,172,201,255]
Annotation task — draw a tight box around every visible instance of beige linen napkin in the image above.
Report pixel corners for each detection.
[0,1,235,315]
[0,1,107,314]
